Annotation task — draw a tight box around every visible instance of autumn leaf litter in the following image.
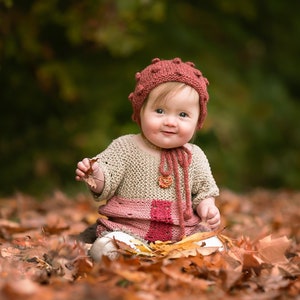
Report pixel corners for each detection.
[0,189,299,300]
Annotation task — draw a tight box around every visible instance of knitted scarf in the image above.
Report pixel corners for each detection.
[158,146,192,238]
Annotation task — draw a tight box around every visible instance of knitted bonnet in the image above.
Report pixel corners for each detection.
[128,57,210,129]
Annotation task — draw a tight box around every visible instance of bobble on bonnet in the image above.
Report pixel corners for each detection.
[128,57,210,129]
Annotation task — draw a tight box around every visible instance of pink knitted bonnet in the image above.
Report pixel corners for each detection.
[128,57,210,129]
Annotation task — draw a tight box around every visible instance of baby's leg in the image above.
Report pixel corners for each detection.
[89,231,141,262]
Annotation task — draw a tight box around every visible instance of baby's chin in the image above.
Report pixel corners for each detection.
[150,140,174,149]
[154,140,190,149]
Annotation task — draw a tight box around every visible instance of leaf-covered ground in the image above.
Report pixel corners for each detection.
[0,189,299,300]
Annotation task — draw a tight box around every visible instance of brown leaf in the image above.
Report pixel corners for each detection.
[42,214,70,235]
[0,219,33,235]
[0,189,299,300]
[74,257,93,277]
[2,279,38,298]
[1,246,20,258]
[161,258,214,289]
[257,235,291,264]
[82,158,99,188]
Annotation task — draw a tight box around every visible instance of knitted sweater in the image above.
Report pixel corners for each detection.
[93,134,219,242]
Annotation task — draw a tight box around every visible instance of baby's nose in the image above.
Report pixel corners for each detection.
[163,115,177,126]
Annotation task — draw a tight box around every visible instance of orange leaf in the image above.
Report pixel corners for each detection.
[257,235,291,264]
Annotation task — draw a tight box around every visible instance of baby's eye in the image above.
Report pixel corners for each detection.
[155,108,164,114]
[179,112,188,117]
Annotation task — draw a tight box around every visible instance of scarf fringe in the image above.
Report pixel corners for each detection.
[159,146,192,238]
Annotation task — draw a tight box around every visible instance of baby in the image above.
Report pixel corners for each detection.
[75,58,221,261]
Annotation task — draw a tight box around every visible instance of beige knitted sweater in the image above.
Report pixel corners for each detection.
[94,134,219,242]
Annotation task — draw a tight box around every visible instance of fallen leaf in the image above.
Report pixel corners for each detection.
[82,158,99,188]
[257,235,291,264]
[0,189,299,300]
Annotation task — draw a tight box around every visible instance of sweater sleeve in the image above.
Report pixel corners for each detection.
[190,144,219,210]
[92,136,129,201]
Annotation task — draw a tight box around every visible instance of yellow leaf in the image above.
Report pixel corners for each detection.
[120,231,228,258]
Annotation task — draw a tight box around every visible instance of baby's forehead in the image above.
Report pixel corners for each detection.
[148,83,198,104]
[151,82,193,95]
[151,84,198,106]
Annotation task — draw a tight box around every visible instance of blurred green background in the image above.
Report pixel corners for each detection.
[1,0,299,197]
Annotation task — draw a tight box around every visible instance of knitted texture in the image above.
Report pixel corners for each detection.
[94,134,219,242]
[159,147,193,238]
[128,57,209,129]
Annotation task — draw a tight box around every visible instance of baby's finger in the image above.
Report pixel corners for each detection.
[200,206,209,222]
[207,218,220,230]
[207,217,220,226]
[77,160,90,172]
[91,159,99,172]
[75,168,86,177]
[82,158,92,168]
[207,206,219,218]
[75,175,83,181]
[210,223,220,231]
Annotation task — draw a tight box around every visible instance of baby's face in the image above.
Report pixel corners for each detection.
[140,84,199,149]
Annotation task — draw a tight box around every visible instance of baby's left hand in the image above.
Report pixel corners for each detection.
[196,197,221,231]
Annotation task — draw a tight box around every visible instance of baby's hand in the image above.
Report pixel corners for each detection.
[196,198,221,231]
[75,158,94,181]
[75,158,104,193]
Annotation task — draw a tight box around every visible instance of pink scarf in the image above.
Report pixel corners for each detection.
[159,146,192,238]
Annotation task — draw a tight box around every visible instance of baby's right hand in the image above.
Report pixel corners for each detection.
[75,158,93,181]
[75,157,104,193]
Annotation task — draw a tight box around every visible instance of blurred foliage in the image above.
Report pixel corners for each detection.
[0,0,299,196]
